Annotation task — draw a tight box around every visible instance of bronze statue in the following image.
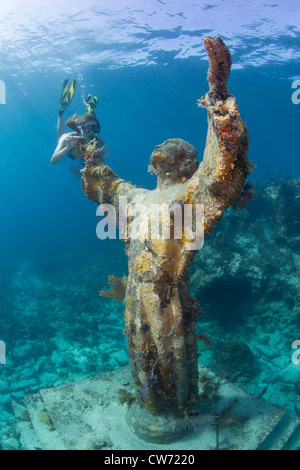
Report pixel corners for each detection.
[77,37,252,443]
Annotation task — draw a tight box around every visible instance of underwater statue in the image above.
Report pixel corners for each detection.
[78,37,252,443]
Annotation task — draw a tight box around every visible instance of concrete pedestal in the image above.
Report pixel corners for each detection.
[12,365,300,450]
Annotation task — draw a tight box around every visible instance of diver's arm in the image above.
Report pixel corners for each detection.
[186,37,252,235]
[51,134,69,164]
[57,115,66,138]
[51,133,80,165]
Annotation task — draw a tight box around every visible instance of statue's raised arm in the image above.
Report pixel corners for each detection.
[186,36,253,235]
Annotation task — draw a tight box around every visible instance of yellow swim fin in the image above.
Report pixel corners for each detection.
[85,93,98,114]
[58,79,78,116]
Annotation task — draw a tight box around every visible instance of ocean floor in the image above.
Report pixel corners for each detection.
[0,177,299,450]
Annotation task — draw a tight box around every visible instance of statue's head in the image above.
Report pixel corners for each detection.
[150,138,198,189]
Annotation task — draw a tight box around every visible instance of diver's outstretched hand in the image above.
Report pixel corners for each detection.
[204,36,232,99]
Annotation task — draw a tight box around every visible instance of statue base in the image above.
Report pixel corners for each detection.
[126,402,188,444]
[12,365,300,450]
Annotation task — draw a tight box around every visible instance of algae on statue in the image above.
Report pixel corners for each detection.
[78,36,253,443]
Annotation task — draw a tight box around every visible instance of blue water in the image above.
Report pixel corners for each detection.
[0,0,300,450]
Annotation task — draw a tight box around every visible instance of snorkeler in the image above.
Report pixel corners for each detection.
[51,78,105,164]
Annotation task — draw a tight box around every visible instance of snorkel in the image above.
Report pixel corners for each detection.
[66,93,100,135]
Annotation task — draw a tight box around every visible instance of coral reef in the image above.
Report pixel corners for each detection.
[190,178,300,328]
[274,179,300,247]
[212,339,257,379]
[79,36,252,442]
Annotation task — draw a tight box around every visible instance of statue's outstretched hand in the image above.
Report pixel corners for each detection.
[204,36,232,99]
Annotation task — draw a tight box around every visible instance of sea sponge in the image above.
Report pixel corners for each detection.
[37,410,53,427]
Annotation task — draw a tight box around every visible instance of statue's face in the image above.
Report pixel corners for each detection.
[150,139,198,186]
